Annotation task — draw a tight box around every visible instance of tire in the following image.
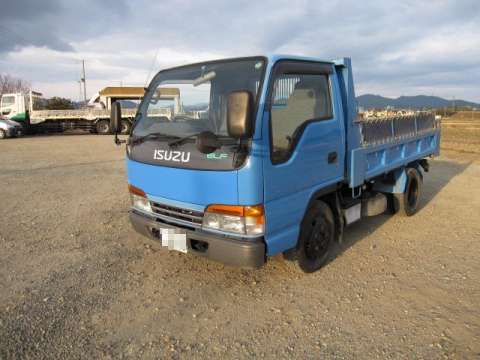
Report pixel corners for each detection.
[284,200,335,273]
[96,120,111,135]
[393,167,422,216]
[0,129,6,139]
[120,119,131,135]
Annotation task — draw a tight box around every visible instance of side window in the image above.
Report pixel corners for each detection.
[270,73,332,163]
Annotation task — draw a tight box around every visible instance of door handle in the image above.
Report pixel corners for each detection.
[328,151,337,164]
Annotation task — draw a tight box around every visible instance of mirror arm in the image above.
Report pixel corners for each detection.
[114,132,126,145]
[232,138,249,167]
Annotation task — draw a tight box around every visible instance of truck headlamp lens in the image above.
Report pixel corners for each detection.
[203,205,264,236]
[128,184,152,213]
[130,194,152,213]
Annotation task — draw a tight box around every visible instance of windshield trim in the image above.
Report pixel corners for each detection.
[150,55,267,79]
[132,56,268,138]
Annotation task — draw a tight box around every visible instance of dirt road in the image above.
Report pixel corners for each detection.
[0,134,479,359]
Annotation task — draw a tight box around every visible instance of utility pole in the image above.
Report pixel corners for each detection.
[78,80,82,103]
[81,60,87,104]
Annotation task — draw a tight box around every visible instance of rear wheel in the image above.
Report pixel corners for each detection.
[0,129,6,139]
[96,120,110,135]
[393,167,422,216]
[284,200,335,273]
[120,119,131,135]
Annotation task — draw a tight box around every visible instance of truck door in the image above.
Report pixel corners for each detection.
[262,60,345,255]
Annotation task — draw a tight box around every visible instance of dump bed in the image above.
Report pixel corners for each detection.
[29,108,138,124]
[349,113,440,187]
[29,108,170,124]
[333,58,441,188]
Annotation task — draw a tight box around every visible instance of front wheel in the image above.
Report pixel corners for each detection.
[284,200,335,273]
[393,167,422,216]
[0,129,6,139]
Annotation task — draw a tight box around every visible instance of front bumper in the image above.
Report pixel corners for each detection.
[5,127,22,137]
[4,128,15,137]
[129,210,266,268]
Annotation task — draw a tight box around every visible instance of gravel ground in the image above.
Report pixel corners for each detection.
[0,134,479,359]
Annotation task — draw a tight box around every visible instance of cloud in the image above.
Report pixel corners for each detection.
[0,0,129,54]
[0,0,72,53]
[0,0,479,102]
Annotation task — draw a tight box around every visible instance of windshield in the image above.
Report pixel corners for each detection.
[1,96,15,106]
[133,58,265,139]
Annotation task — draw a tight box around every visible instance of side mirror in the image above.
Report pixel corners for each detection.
[110,101,122,135]
[227,90,253,139]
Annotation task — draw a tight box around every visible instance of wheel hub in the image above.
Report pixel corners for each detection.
[305,219,330,260]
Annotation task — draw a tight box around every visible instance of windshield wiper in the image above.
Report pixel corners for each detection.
[168,132,233,148]
[168,132,204,147]
[131,132,179,145]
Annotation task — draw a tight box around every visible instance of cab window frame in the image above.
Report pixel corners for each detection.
[266,60,334,165]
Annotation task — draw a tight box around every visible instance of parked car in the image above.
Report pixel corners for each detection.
[0,118,24,139]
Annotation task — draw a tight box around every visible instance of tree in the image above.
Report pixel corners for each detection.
[0,74,30,97]
[45,97,75,110]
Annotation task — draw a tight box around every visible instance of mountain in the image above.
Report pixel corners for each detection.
[357,94,480,109]
[183,103,209,111]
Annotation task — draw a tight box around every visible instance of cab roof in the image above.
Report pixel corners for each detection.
[266,54,335,64]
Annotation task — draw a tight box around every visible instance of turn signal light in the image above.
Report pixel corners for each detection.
[206,204,264,223]
[128,184,146,197]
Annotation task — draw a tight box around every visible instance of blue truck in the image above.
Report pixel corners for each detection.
[110,55,440,273]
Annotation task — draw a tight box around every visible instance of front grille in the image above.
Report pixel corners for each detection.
[150,201,204,228]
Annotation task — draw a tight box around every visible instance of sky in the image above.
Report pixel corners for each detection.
[1,0,479,102]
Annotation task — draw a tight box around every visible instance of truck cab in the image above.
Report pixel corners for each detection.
[116,55,439,272]
[0,91,44,128]
[0,93,27,122]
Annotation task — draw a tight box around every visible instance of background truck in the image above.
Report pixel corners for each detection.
[112,55,441,273]
[0,87,180,134]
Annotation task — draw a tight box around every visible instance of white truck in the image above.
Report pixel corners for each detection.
[0,87,180,134]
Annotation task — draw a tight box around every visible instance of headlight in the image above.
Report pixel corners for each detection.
[202,204,264,236]
[128,184,152,213]
[130,194,152,213]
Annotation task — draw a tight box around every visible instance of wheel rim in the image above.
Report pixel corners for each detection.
[98,122,109,133]
[121,122,129,134]
[0,131,5,139]
[407,177,419,208]
[305,218,331,260]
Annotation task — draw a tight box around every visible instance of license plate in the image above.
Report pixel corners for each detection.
[159,228,187,253]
